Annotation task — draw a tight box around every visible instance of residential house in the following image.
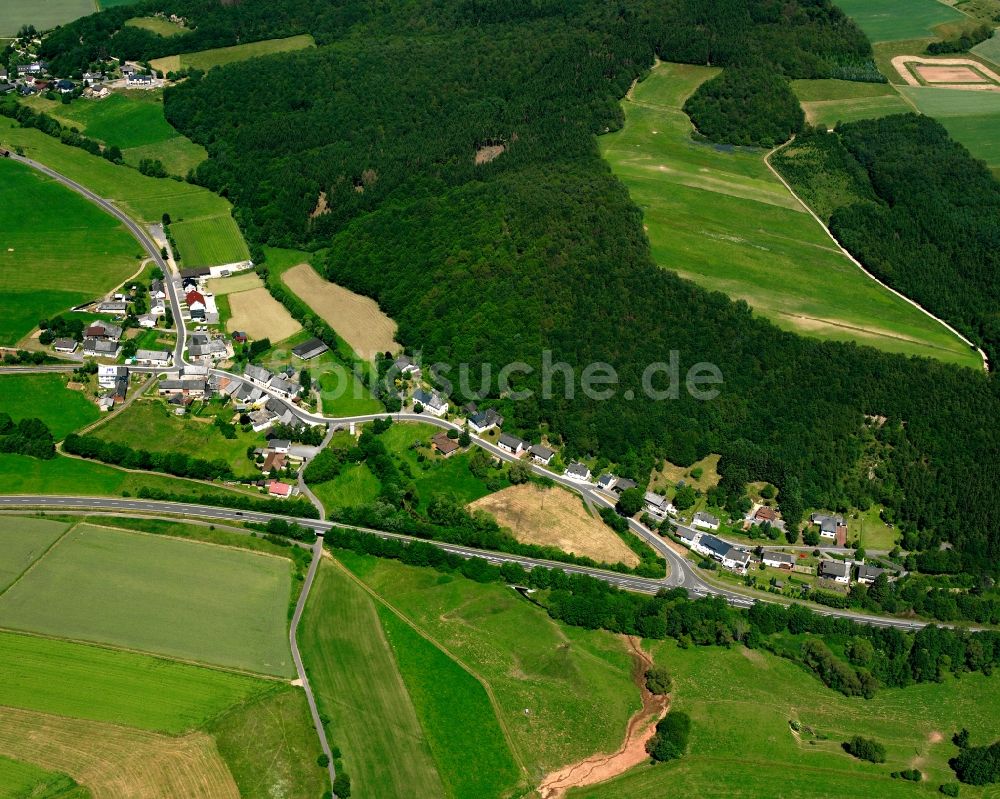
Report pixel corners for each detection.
[268,373,299,398]
[676,527,698,547]
[762,551,795,570]
[722,548,752,573]
[432,432,460,457]
[291,338,329,360]
[113,375,129,402]
[83,338,119,357]
[644,491,674,518]
[52,338,78,353]
[82,71,104,85]
[468,408,503,434]
[188,336,230,362]
[134,349,171,366]
[393,354,420,375]
[86,321,122,340]
[137,313,157,329]
[497,433,526,455]
[97,395,115,412]
[149,279,165,299]
[184,364,209,378]
[120,64,137,77]
[185,291,206,313]
[98,301,128,316]
[262,452,287,473]
[98,365,128,388]
[564,462,591,482]
[0,83,14,95]
[692,511,720,531]
[231,331,247,344]
[150,297,166,316]
[597,474,618,492]
[856,564,887,585]
[811,513,848,542]
[692,533,729,560]
[267,480,294,498]
[529,444,554,465]
[157,379,208,398]
[269,439,291,454]
[244,364,273,387]
[126,73,154,87]
[0,67,7,82]
[611,477,637,495]
[818,560,850,584]
[56,79,75,94]
[413,388,448,417]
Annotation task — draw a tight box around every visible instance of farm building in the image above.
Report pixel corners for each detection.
[291,338,329,360]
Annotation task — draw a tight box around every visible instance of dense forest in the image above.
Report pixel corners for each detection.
[36,0,1000,575]
[773,117,1000,365]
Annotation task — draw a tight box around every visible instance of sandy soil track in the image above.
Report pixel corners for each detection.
[892,55,1000,88]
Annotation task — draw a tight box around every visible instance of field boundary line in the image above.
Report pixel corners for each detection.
[330,556,530,778]
[764,138,989,372]
[0,520,80,599]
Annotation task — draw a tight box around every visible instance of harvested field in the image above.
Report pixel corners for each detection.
[892,55,1000,87]
[225,287,301,342]
[0,706,239,799]
[469,483,639,567]
[281,263,399,360]
[206,272,263,296]
[915,64,987,83]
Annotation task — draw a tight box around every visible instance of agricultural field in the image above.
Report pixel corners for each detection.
[0,523,295,675]
[0,158,142,345]
[0,516,69,592]
[470,483,639,567]
[90,397,263,478]
[601,62,981,368]
[0,755,85,799]
[791,79,911,128]
[0,374,100,440]
[150,34,316,74]
[972,30,1000,66]
[0,117,249,267]
[0,0,95,38]
[898,86,1000,173]
[282,262,400,360]
[225,287,301,341]
[833,0,965,42]
[576,640,1000,798]
[309,462,381,511]
[170,214,250,268]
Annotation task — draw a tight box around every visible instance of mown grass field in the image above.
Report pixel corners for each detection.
[833,0,965,42]
[0,631,271,733]
[0,0,95,38]
[601,62,980,368]
[170,214,251,267]
[0,516,69,592]
[792,79,911,128]
[898,86,1000,174]
[972,30,1000,66]
[575,640,1000,798]
[340,550,641,781]
[0,117,249,266]
[0,523,294,675]
[125,15,186,36]
[300,561,447,799]
[310,462,382,511]
[0,158,142,344]
[0,374,100,439]
[0,755,85,799]
[150,34,315,74]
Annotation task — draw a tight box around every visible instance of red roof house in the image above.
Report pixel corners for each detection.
[186,290,206,311]
[267,480,292,498]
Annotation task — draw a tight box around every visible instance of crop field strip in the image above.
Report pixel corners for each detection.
[150,34,316,74]
[0,754,84,799]
[832,0,966,42]
[0,517,72,594]
[0,0,96,38]
[0,523,295,676]
[791,79,911,128]
[601,62,981,368]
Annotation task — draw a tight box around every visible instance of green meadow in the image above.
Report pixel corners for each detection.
[0,158,141,344]
[310,462,381,511]
[150,34,316,74]
[0,374,100,439]
[170,214,250,267]
[124,15,186,36]
[833,0,965,42]
[601,62,979,368]
[575,640,1000,798]
[0,516,69,592]
[0,0,95,38]
[0,523,294,675]
[972,31,1000,66]
[792,79,911,128]
[0,755,85,799]
[897,86,1000,174]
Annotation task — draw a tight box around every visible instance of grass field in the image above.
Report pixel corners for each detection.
[0,517,69,593]
[792,79,911,128]
[0,755,85,799]
[0,117,249,267]
[340,551,641,780]
[171,215,251,267]
[0,631,271,733]
[0,374,100,439]
[972,29,1000,66]
[150,34,316,74]
[0,524,294,675]
[310,462,382,511]
[0,158,142,344]
[601,62,980,368]
[470,483,639,567]
[898,86,1000,173]
[0,0,95,38]
[90,398,262,478]
[833,0,966,42]
[125,15,186,36]
[575,640,1000,798]
[300,561,447,799]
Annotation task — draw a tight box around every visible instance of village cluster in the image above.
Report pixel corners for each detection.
[0,57,163,100]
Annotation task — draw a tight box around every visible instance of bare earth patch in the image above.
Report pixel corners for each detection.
[281,262,399,360]
[915,64,986,83]
[0,706,239,799]
[892,55,1000,89]
[538,637,669,798]
[469,483,639,567]
[224,287,301,342]
[475,144,506,165]
[206,272,263,296]
[310,191,330,218]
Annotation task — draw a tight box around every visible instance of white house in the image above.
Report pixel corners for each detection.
[244,364,273,387]
[134,349,171,366]
[564,462,591,482]
[529,444,554,465]
[722,548,751,573]
[98,364,128,388]
[692,511,720,531]
[468,408,503,434]
[597,473,618,492]
[497,433,526,455]
[137,313,157,328]
[413,388,448,417]
[644,491,674,518]
[812,513,847,540]
[818,560,850,584]
[762,551,795,570]
[856,564,888,585]
[393,354,421,376]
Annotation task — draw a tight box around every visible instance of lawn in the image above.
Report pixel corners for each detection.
[0,523,295,675]
[0,158,142,344]
[90,397,263,478]
[0,755,84,799]
[0,516,69,592]
[0,630,272,733]
[791,79,911,128]
[299,561,447,799]
[0,374,100,439]
[601,62,980,369]
[340,550,642,778]
[0,0,95,38]
[150,34,316,73]
[575,640,1000,798]
[833,0,965,42]
[310,462,382,510]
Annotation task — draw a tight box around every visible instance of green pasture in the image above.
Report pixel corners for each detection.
[0,0,95,38]
[899,86,1000,173]
[151,34,316,74]
[90,398,262,478]
[972,30,1000,66]
[300,561,447,799]
[0,516,69,593]
[601,62,980,369]
[0,630,271,733]
[792,79,911,128]
[0,756,85,799]
[341,550,642,777]
[310,462,381,510]
[0,523,294,675]
[0,118,248,266]
[833,0,965,42]
[0,374,100,439]
[0,158,141,344]
[170,215,250,267]
[576,640,1000,798]
[124,15,186,36]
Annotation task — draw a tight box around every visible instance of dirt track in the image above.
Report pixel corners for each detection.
[537,637,669,798]
[891,55,1000,89]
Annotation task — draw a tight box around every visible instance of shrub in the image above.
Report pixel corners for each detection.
[645,665,672,695]
[843,735,886,763]
[647,711,690,762]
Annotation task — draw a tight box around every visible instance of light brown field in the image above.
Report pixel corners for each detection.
[915,64,986,83]
[0,706,239,799]
[649,453,720,493]
[206,272,263,296]
[224,287,301,342]
[281,263,399,360]
[470,483,639,567]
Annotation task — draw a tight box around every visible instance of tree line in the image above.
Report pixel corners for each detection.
[0,415,56,459]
